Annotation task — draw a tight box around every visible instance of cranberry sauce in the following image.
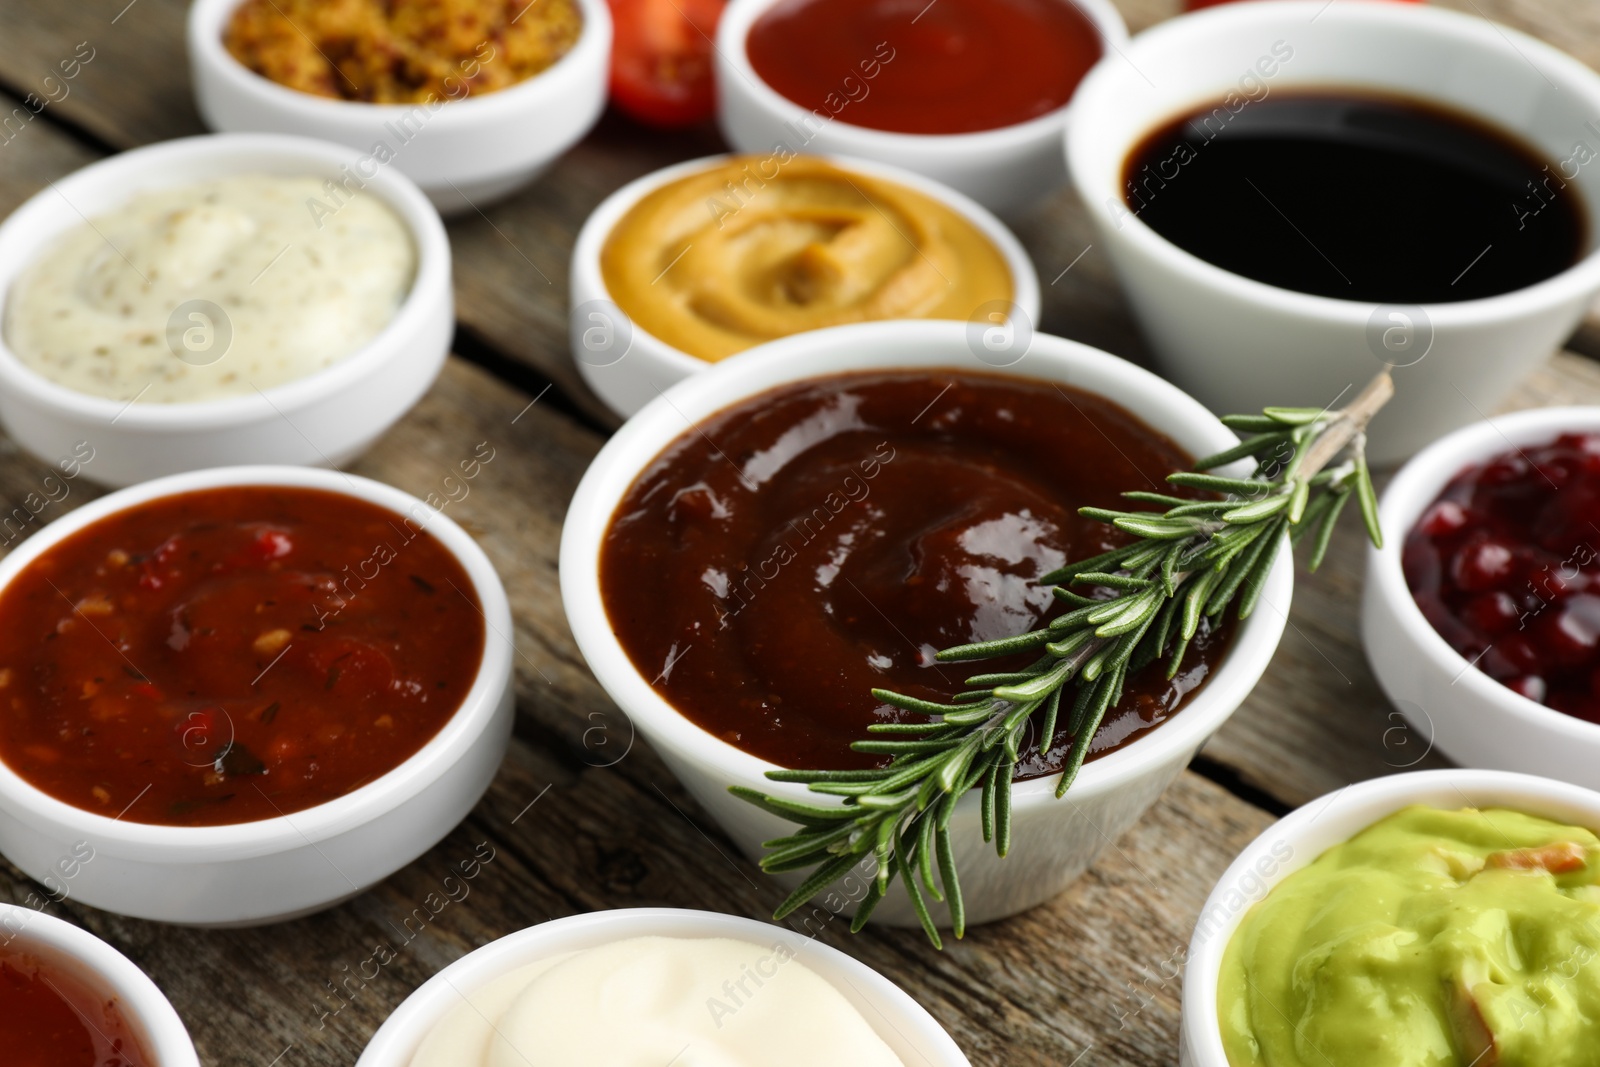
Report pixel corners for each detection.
[1405,432,1600,717]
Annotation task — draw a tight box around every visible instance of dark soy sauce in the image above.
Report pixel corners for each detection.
[1123,91,1587,303]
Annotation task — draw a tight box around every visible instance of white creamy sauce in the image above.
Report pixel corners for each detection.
[409,936,906,1067]
[3,173,414,403]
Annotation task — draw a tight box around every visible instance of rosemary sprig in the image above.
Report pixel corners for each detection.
[733,370,1396,947]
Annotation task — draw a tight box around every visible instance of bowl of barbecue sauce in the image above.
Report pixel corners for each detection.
[561,320,1293,928]
[1067,0,1600,463]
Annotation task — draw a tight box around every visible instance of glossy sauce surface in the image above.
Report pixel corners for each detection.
[0,487,485,826]
[746,0,1103,135]
[1,947,153,1067]
[1406,433,1600,720]
[600,370,1233,774]
[1125,91,1586,303]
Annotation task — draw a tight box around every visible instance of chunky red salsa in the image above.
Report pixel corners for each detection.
[746,0,1103,135]
[1406,433,1600,720]
[0,486,485,827]
[600,370,1233,776]
[1,947,153,1067]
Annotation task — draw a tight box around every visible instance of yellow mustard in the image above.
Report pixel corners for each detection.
[600,157,1015,362]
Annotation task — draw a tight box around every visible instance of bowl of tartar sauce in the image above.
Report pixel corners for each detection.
[0,133,451,488]
[356,908,971,1067]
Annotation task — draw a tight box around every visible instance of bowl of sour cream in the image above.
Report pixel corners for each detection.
[357,908,970,1067]
[0,133,451,488]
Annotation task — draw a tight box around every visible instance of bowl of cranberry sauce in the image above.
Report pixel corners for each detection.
[1365,407,1600,790]
[0,466,514,925]
[0,904,199,1067]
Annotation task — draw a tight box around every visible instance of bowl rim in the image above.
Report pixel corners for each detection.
[1181,767,1600,1067]
[354,907,970,1066]
[568,151,1045,377]
[186,0,613,126]
[558,319,1294,810]
[0,903,200,1066]
[0,132,451,428]
[715,0,1130,151]
[1065,0,1600,325]
[0,464,513,860]
[1368,405,1600,746]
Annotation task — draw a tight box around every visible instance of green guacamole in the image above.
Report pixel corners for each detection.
[1218,805,1600,1067]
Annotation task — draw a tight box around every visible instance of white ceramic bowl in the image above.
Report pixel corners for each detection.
[1067,0,1600,464]
[0,466,514,926]
[568,153,1043,418]
[1180,768,1600,1066]
[560,319,1293,927]
[356,908,971,1066]
[1364,406,1600,789]
[187,0,611,213]
[715,0,1128,215]
[0,134,451,489]
[0,904,199,1065]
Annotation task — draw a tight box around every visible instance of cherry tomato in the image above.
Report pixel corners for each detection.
[607,0,725,128]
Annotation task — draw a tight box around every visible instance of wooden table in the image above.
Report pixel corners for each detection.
[0,2,1594,1064]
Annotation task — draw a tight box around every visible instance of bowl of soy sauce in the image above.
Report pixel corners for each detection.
[1066,0,1600,463]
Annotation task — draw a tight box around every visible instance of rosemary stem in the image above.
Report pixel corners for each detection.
[1298,369,1394,481]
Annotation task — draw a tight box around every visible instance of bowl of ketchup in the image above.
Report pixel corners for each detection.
[0,904,198,1067]
[714,0,1128,214]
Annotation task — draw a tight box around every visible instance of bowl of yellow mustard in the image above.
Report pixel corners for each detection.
[1183,767,1600,1067]
[568,154,1041,418]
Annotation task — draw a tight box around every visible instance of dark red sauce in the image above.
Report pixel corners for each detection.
[1405,433,1600,718]
[600,370,1234,776]
[0,486,485,827]
[1,947,153,1067]
[746,0,1103,136]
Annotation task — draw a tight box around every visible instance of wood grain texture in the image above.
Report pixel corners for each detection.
[0,1,1597,1064]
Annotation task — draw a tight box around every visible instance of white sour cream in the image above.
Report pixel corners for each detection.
[3,173,414,404]
[409,936,906,1067]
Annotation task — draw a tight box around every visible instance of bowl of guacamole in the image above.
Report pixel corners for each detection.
[1182,769,1600,1067]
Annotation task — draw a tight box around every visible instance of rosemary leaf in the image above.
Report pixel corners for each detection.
[935,827,965,939]
[771,853,860,921]
[1307,489,1352,572]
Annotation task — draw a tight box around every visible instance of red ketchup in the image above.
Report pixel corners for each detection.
[2,950,153,1067]
[1404,433,1600,720]
[746,0,1102,136]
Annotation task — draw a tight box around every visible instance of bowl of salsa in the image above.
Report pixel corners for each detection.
[0,903,198,1067]
[713,0,1128,214]
[0,465,514,925]
[560,319,1294,927]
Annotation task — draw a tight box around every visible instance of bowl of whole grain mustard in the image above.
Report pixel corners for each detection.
[187,0,612,213]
